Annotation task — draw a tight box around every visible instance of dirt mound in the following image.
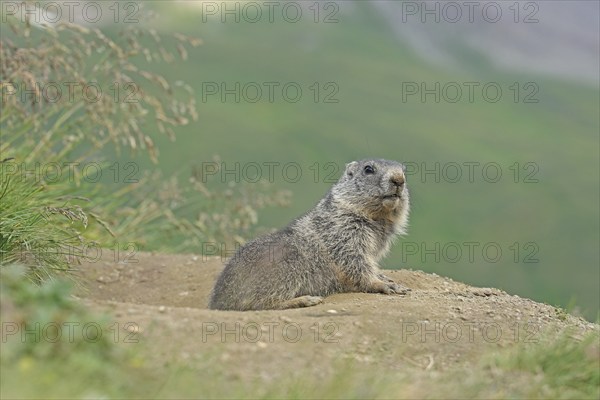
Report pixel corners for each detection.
[75,252,597,382]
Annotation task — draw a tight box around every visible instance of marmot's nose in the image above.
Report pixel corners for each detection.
[390,173,405,187]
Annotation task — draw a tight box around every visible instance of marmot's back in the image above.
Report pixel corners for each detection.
[209,159,410,311]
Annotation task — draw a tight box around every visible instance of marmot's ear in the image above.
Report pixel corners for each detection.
[345,161,358,178]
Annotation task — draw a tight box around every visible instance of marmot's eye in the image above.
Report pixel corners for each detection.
[363,165,375,174]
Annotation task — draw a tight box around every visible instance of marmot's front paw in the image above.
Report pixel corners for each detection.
[368,279,411,295]
[386,282,411,294]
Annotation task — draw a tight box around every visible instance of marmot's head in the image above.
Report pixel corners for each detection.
[332,159,410,231]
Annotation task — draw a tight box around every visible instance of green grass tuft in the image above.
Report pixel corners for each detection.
[0,161,88,282]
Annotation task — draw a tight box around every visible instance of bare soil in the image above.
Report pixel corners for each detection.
[75,252,597,384]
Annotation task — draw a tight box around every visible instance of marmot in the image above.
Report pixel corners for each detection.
[209,159,410,311]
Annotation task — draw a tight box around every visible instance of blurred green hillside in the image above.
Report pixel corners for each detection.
[76,2,599,320]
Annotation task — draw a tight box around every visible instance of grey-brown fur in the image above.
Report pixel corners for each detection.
[209,159,410,311]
